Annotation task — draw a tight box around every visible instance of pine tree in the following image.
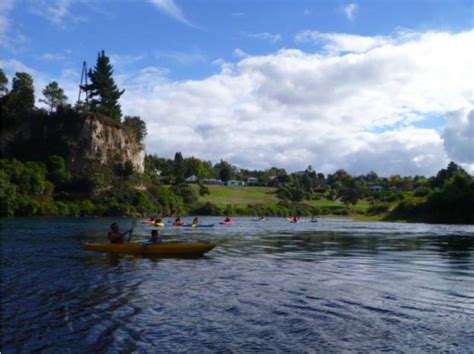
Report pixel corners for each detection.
[10,72,35,114]
[173,152,185,184]
[84,50,124,121]
[40,81,68,112]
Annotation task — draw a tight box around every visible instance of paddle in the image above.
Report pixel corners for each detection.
[127,219,137,243]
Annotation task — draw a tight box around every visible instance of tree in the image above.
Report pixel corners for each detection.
[216,160,234,182]
[277,182,305,202]
[40,81,68,112]
[173,152,185,184]
[123,116,147,142]
[338,178,359,208]
[84,50,124,121]
[0,69,8,97]
[10,72,35,113]
[46,155,70,184]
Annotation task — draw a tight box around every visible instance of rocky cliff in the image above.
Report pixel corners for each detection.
[2,112,145,173]
[71,115,145,173]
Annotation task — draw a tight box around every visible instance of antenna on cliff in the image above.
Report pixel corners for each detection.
[77,61,89,104]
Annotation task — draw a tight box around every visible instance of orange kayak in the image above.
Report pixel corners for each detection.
[83,242,216,256]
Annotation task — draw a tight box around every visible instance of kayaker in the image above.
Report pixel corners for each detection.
[224,216,231,222]
[173,217,184,226]
[192,217,199,226]
[107,223,131,244]
[149,230,163,244]
[154,217,163,226]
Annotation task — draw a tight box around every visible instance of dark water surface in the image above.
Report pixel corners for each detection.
[2,217,474,352]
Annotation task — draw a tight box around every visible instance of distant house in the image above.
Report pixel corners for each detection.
[293,171,306,176]
[185,175,198,183]
[369,185,384,192]
[202,178,224,185]
[247,177,259,185]
[227,180,245,186]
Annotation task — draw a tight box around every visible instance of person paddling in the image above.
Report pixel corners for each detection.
[173,217,184,226]
[192,216,199,226]
[107,223,132,244]
[148,230,163,244]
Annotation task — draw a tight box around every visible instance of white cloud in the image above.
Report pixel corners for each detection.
[40,50,72,62]
[443,108,474,167]
[6,30,474,176]
[0,0,15,42]
[149,0,196,27]
[233,48,249,59]
[117,30,473,176]
[344,3,358,21]
[109,54,145,67]
[295,31,391,53]
[248,32,283,43]
[27,0,88,28]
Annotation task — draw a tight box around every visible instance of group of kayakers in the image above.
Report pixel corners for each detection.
[108,214,318,244]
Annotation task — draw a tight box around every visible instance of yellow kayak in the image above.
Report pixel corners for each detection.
[83,242,216,256]
[154,222,165,227]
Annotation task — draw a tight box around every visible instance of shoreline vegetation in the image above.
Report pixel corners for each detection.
[1,53,473,224]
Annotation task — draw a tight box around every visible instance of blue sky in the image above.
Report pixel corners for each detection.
[1,0,473,175]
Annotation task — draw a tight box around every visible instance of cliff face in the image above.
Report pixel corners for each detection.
[3,112,145,173]
[70,116,145,173]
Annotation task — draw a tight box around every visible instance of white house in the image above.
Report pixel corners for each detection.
[369,185,383,192]
[227,180,245,186]
[185,175,198,183]
[247,177,258,185]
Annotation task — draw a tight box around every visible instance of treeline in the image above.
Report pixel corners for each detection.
[1,52,473,223]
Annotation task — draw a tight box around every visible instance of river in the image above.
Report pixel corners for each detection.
[2,217,473,352]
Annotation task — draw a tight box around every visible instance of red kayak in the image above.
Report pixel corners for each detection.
[219,220,235,225]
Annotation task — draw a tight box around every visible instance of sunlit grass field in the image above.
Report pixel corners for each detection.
[194,185,370,212]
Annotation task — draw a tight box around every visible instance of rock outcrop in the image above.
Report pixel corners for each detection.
[70,115,145,173]
[2,112,145,173]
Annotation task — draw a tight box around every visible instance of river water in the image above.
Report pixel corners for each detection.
[2,217,474,352]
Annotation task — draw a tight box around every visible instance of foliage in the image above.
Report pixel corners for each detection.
[123,116,147,143]
[40,81,68,112]
[1,72,35,128]
[83,50,125,121]
[11,72,35,113]
[173,152,185,184]
[216,159,234,182]
[387,168,474,224]
[0,68,8,97]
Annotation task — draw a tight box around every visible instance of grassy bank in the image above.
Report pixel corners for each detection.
[192,185,380,217]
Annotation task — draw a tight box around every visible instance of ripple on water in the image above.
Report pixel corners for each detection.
[1,217,474,352]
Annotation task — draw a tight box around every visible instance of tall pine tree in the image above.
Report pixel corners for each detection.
[84,50,124,121]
